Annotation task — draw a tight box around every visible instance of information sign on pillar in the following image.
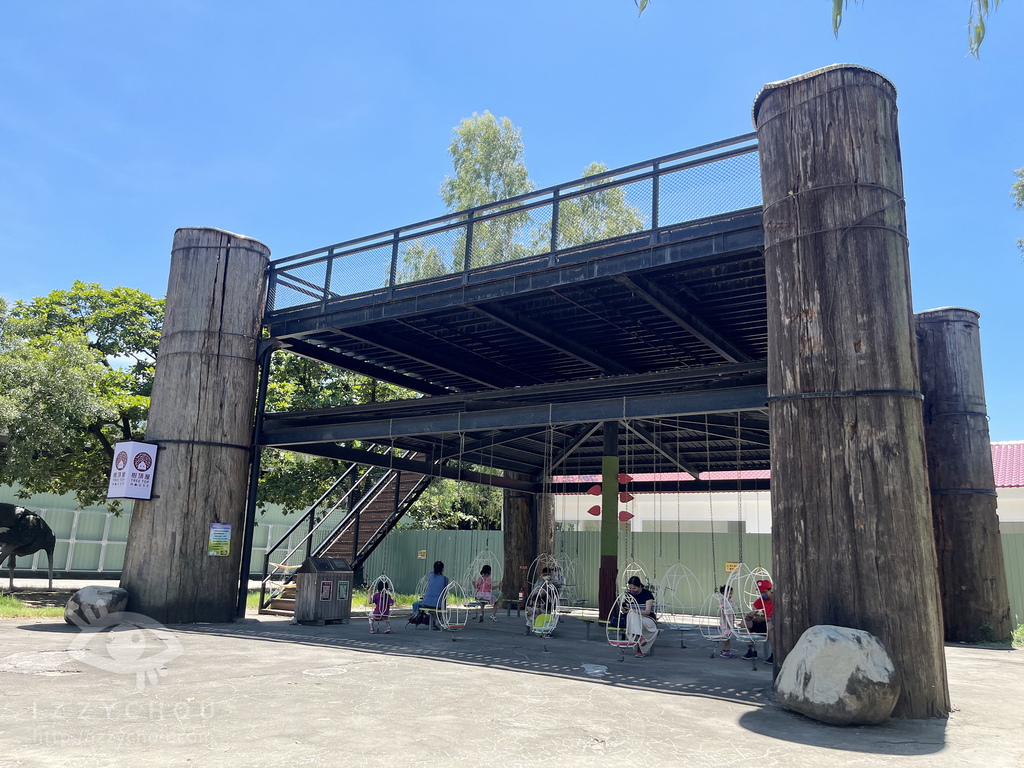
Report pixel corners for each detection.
[106,441,158,500]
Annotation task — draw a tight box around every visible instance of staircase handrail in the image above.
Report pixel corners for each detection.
[350,472,434,569]
[310,451,422,560]
[259,447,417,611]
[264,461,361,556]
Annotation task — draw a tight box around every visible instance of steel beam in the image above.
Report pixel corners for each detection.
[337,326,524,390]
[283,443,537,492]
[262,385,768,445]
[622,420,704,478]
[616,274,750,363]
[266,211,764,338]
[472,302,634,375]
[281,338,451,396]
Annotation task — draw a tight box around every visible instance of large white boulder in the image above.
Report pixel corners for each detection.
[775,625,901,726]
[65,586,129,627]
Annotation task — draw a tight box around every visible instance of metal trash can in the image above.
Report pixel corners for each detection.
[294,557,354,625]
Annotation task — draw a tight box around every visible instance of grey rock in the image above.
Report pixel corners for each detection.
[775,624,901,726]
[64,586,129,627]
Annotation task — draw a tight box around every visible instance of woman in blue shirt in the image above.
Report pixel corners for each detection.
[413,561,449,630]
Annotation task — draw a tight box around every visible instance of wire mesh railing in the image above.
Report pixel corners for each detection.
[266,133,760,314]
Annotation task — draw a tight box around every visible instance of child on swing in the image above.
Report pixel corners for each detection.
[368,583,394,634]
[474,564,500,622]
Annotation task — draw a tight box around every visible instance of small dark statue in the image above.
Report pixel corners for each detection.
[0,502,56,589]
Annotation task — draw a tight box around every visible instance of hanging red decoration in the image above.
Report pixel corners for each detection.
[586,484,602,496]
[619,492,635,503]
[618,473,633,484]
[586,505,602,516]
[618,510,634,522]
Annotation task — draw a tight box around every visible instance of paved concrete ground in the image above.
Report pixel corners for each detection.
[0,602,1022,768]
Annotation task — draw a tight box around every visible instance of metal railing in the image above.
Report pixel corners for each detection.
[258,460,384,610]
[257,448,425,610]
[266,133,761,314]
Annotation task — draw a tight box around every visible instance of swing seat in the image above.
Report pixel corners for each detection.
[532,613,556,635]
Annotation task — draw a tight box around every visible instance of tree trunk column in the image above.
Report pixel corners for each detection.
[916,307,1011,642]
[754,65,949,718]
[121,227,270,624]
[502,474,533,603]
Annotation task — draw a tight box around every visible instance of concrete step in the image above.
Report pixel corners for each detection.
[259,607,294,617]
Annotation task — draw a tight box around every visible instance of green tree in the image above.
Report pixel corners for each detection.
[257,353,412,514]
[402,471,502,530]
[555,162,648,249]
[0,282,163,512]
[445,111,538,271]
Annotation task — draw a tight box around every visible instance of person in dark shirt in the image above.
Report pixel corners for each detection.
[625,576,659,658]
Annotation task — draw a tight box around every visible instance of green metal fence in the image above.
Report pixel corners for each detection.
[5,474,1023,629]
[365,529,1024,626]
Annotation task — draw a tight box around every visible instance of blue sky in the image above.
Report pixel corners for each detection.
[1,2,1021,439]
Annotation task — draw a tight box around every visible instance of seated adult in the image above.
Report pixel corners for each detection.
[743,579,774,662]
[414,560,448,630]
[625,576,659,658]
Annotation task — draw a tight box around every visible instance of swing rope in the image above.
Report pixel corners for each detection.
[706,414,717,581]
[736,411,743,567]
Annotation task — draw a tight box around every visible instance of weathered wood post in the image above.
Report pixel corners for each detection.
[121,228,270,624]
[503,475,533,602]
[754,65,950,718]
[916,307,1011,642]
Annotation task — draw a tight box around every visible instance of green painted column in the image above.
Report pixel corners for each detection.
[598,421,619,619]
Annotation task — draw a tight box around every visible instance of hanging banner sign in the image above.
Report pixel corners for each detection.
[319,581,333,601]
[208,523,231,556]
[106,441,158,500]
[417,550,427,560]
[725,562,740,574]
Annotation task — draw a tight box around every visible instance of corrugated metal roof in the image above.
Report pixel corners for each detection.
[993,442,1024,488]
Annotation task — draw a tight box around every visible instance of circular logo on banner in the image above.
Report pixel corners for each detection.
[115,451,129,471]
[133,452,153,472]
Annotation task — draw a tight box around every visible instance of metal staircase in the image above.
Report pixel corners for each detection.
[258,449,431,615]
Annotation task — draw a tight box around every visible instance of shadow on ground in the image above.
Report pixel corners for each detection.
[738,705,946,756]
[21,610,778,708]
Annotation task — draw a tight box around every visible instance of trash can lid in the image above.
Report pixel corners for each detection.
[298,557,352,573]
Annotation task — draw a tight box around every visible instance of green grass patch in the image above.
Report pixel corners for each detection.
[247,588,419,610]
[1012,623,1024,649]
[0,593,65,619]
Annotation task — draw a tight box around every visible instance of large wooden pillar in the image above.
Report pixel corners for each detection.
[598,421,619,619]
[503,473,533,600]
[121,228,270,624]
[755,65,949,718]
[916,307,1011,642]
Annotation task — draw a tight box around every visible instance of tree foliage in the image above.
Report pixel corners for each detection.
[636,1,1002,57]
[831,0,1001,57]
[1013,166,1024,256]
[402,472,502,530]
[556,162,648,248]
[441,111,535,211]
[257,353,412,514]
[0,282,163,512]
